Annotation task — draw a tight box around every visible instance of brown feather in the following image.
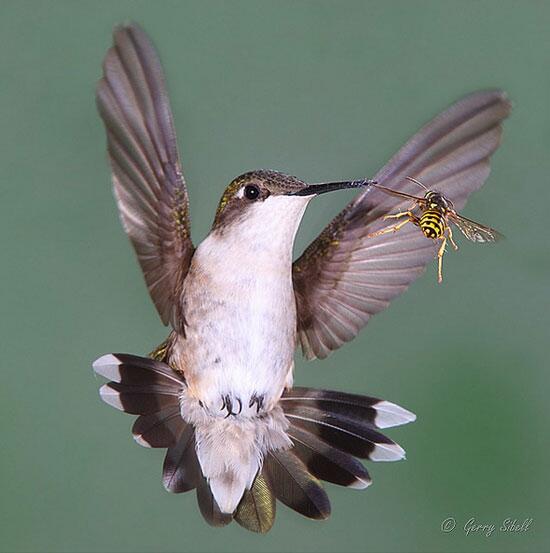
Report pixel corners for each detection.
[96,24,194,326]
[163,426,201,493]
[284,405,399,460]
[132,406,184,448]
[196,478,233,527]
[288,426,371,488]
[265,450,330,520]
[234,472,276,533]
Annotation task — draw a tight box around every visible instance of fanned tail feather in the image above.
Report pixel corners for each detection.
[281,387,416,429]
[265,449,331,520]
[234,472,276,533]
[287,425,372,489]
[163,425,200,493]
[93,353,415,532]
[280,387,415,461]
[132,405,184,448]
[196,477,233,527]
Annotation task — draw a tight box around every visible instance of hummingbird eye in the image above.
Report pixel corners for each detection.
[244,184,260,200]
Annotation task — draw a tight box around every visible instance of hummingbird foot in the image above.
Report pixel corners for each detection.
[216,393,266,417]
[249,393,265,414]
[220,394,243,418]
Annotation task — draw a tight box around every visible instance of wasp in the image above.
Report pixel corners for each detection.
[368,177,502,283]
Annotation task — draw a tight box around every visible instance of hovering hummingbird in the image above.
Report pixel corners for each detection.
[93,24,510,532]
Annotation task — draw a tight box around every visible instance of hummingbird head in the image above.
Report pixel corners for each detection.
[213,170,372,235]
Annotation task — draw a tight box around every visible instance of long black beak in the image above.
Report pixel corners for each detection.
[290,178,377,196]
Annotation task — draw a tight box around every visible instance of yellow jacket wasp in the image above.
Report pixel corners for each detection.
[368,177,502,283]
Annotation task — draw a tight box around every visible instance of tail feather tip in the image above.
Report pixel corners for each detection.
[370,442,406,462]
[348,475,372,490]
[98,383,124,411]
[92,353,121,379]
[374,400,417,429]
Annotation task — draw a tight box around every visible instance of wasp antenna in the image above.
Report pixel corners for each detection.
[405,176,429,192]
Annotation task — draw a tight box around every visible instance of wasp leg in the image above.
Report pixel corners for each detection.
[448,225,459,251]
[437,236,447,284]
[368,213,414,238]
[383,210,415,221]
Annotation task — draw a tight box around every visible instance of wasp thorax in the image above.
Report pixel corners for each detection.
[425,191,451,211]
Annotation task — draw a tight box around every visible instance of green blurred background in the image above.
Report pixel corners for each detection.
[1,1,549,552]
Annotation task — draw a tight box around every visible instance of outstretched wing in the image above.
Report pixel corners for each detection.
[448,212,503,243]
[293,90,511,359]
[96,23,194,326]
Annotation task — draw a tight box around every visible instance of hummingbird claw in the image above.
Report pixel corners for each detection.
[224,395,233,418]
[221,394,243,417]
[249,393,265,414]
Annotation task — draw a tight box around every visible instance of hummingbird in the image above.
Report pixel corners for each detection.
[93,24,510,532]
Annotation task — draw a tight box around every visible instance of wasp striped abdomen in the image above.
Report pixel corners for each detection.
[419,209,445,239]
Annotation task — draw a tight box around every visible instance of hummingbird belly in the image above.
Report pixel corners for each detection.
[171,242,297,419]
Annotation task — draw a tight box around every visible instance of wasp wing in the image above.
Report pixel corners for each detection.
[96,24,194,328]
[293,90,511,360]
[448,213,503,243]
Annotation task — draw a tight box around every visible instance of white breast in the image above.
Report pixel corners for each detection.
[173,195,311,416]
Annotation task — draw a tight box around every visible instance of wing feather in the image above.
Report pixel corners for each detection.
[96,24,194,326]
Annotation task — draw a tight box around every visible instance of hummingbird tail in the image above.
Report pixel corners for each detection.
[179,393,291,516]
[93,353,416,533]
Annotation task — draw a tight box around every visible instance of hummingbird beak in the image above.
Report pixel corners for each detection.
[289,178,377,196]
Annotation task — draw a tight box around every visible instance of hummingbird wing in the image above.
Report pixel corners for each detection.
[96,24,194,326]
[293,90,511,359]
